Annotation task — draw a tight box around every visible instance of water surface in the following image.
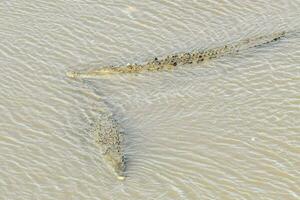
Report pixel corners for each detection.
[1,0,299,199]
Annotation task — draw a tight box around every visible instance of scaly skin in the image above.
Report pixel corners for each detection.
[92,112,126,180]
[67,31,285,78]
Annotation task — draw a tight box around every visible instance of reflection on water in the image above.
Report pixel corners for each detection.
[0,0,299,199]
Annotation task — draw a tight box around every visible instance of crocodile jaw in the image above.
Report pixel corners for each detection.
[103,150,126,180]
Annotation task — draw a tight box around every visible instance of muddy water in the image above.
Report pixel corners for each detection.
[1,1,299,199]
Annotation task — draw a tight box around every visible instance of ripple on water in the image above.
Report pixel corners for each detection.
[1,0,300,199]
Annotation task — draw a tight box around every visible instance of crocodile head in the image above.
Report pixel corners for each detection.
[66,71,80,79]
[103,149,126,180]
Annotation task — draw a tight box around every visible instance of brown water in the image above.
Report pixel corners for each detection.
[1,1,300,199]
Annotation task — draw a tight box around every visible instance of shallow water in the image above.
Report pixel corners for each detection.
[1,0,300,199]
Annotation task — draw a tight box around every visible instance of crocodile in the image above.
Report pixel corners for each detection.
[66,31,285,78]
[92,112,126,180]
